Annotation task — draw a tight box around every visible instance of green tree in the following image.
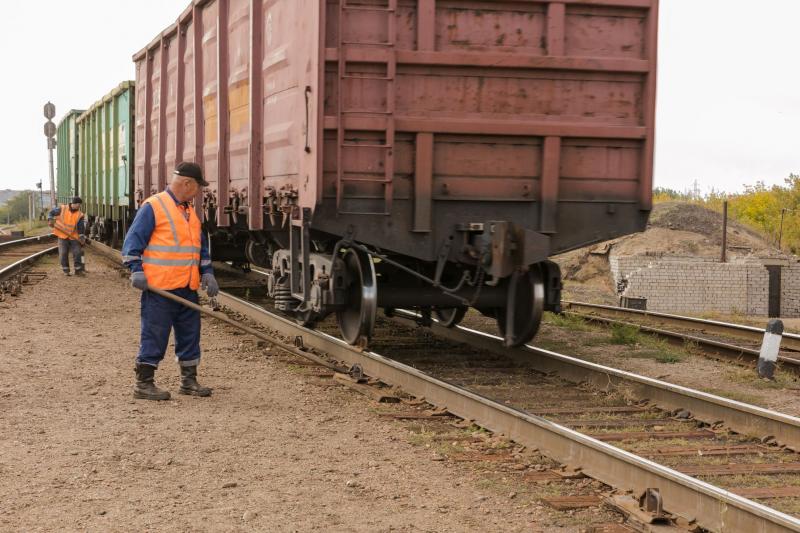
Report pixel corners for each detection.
[0,191,36,224]
[683,174,800,253]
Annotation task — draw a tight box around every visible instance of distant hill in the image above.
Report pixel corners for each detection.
[0,190,21,205]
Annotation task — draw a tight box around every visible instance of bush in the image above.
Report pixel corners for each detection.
[610,324,641,345]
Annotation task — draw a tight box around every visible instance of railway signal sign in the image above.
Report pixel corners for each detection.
[43,101,57,207]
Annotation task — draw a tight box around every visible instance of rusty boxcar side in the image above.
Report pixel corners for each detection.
[134,0,656,250]
[134,0,658,346]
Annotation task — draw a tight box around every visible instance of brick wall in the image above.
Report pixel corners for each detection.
[782,265,800,316]
[609,253,800,317]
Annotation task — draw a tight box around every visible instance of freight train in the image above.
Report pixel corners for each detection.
[56,0,659,348]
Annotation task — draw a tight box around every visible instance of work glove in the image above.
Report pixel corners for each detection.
[130,271,148,291]
[201,273,219,297]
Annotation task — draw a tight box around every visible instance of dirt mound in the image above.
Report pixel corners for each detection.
[554,202,783,293]
[648,202,773,251]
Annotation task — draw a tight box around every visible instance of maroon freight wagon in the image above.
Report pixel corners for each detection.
[134,0,658,347]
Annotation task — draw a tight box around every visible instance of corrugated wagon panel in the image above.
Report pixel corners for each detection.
[315,0,657,259]
[134,59,148,204]
[149,47,163,193]
[134,0,324,229]
[56,110,83,204]
[76,82,136,223]
[134,0,656,259]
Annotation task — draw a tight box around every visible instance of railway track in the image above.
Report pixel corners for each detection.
[0,235,57,299]
[563,300,800,373]
[87,241,800,532]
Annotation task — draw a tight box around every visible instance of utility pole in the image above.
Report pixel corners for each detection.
[779,208,789,250]
[693,179,701,201]
[36,180,43,218]
[43,102,57,207]
[28,192,34,230]
[721,200,728,263]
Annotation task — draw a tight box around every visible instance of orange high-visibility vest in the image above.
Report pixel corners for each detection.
[52,205,83,240]
[142,191,202,290]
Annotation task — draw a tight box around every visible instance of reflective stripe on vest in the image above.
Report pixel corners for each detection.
[141,191,202,291]
[53,205,82,240]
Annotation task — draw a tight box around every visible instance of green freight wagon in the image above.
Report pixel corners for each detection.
[55,110,84,205]
[76,81,135,247]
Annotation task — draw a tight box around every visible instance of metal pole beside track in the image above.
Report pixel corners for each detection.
[43,102,57,208]
[721,200,728,263]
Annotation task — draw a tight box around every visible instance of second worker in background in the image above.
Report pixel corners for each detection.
[48,196,87,276]
[121,162,220,401]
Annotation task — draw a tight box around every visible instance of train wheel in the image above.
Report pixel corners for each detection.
[336,248,377,345]
[295,309,318,328]
[245,239,272,268]
[495,267,545,347]
[433,306,467,328]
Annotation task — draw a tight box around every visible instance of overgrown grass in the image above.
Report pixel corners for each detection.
[654,352,683,364]
[723,367,797,390]
[544,312,591,332]
[610,323,641,345]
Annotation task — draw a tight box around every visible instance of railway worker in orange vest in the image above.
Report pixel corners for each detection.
[121,162,219,401]
[48,196,86,276]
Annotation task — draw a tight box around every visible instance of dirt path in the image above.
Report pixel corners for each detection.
[0,254,567,532]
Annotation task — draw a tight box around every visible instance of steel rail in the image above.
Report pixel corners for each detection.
[568,311,800,373]
[399,311,800,451]
[215,293,800,533]
[0,246,58,283]
[0,234,56,250]
[88,242,800,531]
[564,300,800,353]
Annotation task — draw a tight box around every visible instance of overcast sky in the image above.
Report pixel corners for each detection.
[0,1,798,196]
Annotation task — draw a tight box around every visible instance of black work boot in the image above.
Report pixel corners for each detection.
[133,364,171,401]
[179,365,212,397]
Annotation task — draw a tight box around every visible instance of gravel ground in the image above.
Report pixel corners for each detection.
[0,253,583,532]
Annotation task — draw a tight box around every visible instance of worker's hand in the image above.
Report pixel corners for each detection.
[130,271,148,291]
[201,273,219,297]
[47,220,54,228]
[79,235,86,246]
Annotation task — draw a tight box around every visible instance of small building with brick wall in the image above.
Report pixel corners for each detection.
[611,252,799,317]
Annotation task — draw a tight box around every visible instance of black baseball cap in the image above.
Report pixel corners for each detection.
[70,196,82,204]
[174,162,209,186]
